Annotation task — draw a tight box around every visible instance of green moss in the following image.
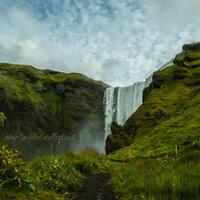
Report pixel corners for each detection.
[184,59,200,67]
[185,50,200,59]
[0,63,107,147]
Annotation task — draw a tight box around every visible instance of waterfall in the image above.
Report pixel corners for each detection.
[104,87,116,140]
[104,77,151,137]
[104,59,174,138]
[116,81,146,126]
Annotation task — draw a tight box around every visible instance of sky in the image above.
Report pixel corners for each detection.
[0,0,200,86]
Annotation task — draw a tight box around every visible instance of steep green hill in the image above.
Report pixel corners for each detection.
[104,42,200,200]
[107,42,200,160]
[0,63,107,154]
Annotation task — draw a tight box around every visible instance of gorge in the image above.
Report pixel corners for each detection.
[0,60,175,157]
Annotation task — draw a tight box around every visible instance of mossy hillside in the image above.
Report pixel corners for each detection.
[0,63,107,138]
[107,42,200,158]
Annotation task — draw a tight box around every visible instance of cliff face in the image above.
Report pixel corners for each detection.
[106,42,200,158]
[0,63,107,150]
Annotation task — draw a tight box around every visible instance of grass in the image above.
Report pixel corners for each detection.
[0,188,65,200]
[110,159,200,200]
[0,146,199,200]
[0,148,111,200]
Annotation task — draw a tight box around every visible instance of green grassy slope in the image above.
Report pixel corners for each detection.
[107,42,200,160]
[0,63,107,153]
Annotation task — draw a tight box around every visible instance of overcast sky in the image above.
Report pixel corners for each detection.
[0,0,200,86]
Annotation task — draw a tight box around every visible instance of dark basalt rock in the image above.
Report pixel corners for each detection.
[152,73,165,88]
[174,53,186,66]
[143,83,153,102]
[105,135,118,154]
[174,42,200,68]
[183,42,200,52]
[105,122,132,154]
[110,122,122,135]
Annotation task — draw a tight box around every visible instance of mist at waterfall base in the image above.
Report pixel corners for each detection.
[7,119,105,159]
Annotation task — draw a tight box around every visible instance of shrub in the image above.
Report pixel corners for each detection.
[29,157,82,193]
[0,113,6,126]
[0,146,34,190]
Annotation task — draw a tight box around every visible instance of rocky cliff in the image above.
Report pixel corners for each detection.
[0,63,107,155]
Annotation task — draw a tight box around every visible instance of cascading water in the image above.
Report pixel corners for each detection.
[104,59,174,139]
[104,87,116,140]
[116,81,146,125]
[104,77,152,138]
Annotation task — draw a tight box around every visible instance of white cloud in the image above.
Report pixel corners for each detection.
[0,0,200,86]
[146,0,200,29]
[0,42,23,62]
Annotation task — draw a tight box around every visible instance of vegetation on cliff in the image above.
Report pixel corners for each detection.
[0,63,107,156]
[0,63,106,136]
[106,42,200,159]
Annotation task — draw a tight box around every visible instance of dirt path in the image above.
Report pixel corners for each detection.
[73,172,118,200]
